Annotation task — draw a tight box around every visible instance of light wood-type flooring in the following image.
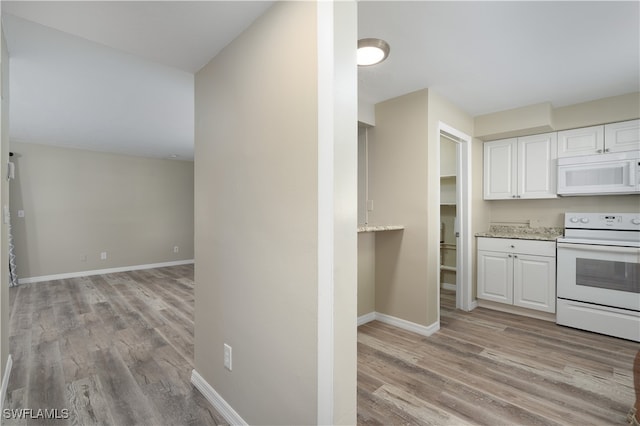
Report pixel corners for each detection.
[5,265,227,426]
[357,288,639,425]
[6,269,638,425]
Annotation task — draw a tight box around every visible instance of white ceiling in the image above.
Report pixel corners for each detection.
[358,1,640,116]
[2,1,639,159]
[2,1,273,160]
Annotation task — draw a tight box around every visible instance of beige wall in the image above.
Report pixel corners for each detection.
[363,91,637,323]
[9,142,194,278]
[553,92,640,130]
[475,92,640,141]
[489,196,640,227]
[358,128,376,317]
[368,90,430,325]
[475,102,554,141]
[479,92,640,227]
[357,233,375,316]
[358,127,367,225]
[1,19,10,381]
[367,89,475,327]
[194,2,356,424]
[426,91,475,322]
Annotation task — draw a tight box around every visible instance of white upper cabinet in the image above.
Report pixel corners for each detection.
[605,119,640,153]
[484,133,557,200]
[517,133,558,199]
[558,119,640,157]
[483,138,517,200]
[557,125,604,158]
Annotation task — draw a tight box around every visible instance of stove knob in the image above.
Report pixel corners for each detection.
[580,217,589,224]
[569,217,579,223]
[632,218,640,225]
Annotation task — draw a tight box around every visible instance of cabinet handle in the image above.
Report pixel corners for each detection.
[517,195,521,198]
[510,245,515,248]
[604,148,610,153]
[597,149,603,153]
[514,255,518,258]
[512,195,516,198]
[508,254,512,258]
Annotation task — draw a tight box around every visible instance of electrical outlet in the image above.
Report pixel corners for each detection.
[100,252,107,260]
[173,246,179,253]
[17,210,25,218]
[224,343,232,371]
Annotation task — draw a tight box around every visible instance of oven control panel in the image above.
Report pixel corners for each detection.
[565,212,640,230]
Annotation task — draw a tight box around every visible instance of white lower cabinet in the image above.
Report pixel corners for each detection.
[477,250,512,304]
[477,237,556,313]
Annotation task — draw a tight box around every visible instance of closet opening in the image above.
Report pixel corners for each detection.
[437,123,473,318]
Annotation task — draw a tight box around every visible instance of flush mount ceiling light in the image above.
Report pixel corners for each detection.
[357,38,390,67]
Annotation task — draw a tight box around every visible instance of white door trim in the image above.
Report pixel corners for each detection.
[317,2,335,423]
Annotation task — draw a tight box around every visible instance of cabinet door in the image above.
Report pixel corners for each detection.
[513,254,556,313]
[478,250,513,304]
[483,139,517,200]
[557,125,604,158]
[517,132,557,199]
[605,119,640,153]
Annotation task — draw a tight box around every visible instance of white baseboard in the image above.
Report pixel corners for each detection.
[477,299,555,322]
[376,312,440,337]
[191,369,248,425]
[357,312,376,326]
[191,370,247,426]
[1,355,12,412]
[358,312,440,337]
[17,259,195,284]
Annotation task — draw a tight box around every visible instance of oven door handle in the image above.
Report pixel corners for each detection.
[557,242,640,255]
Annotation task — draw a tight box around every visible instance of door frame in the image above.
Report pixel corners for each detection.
[438,121,474,312]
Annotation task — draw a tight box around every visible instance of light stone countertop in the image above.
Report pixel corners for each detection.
[475,225,564,241]
[357,225,405,233]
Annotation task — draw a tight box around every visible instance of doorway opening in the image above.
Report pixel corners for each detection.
[437,122,473,318]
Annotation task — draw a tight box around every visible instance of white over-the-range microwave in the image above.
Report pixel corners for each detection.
[557,150,640,196]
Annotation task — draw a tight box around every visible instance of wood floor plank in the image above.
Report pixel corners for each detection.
[58,327,95,384]
[373,384,473,425]
[66,375,116,426]
[419,332,629,423]
[3,387,27,426]
[7,332,31,391]
[358,289,638,425]
[9,270,635,425]
[90,347,163,426]
[27,340,69,425]
[7,265,226,426]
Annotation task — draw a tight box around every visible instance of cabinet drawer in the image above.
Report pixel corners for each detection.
[477,237,555,256]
